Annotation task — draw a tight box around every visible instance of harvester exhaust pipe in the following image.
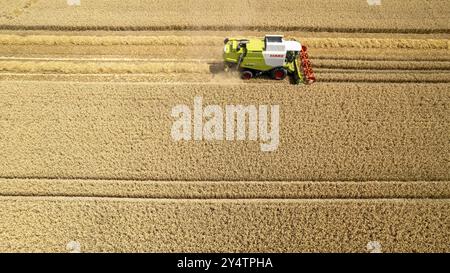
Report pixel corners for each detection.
[236,41,248,69]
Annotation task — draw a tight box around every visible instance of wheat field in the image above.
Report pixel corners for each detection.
[0,1,448,253]
[0,0,448,33]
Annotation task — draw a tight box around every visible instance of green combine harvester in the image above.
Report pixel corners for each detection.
[223,35,316,84]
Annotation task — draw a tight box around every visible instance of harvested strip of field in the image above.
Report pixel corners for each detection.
[1,179,449,199]
[0,35,223,46]
[0,56,218,63]
[1,71,448,84]
[0,0,448,33]
[0,44,223,60]
[1,34,448,50]
[0,81,448,181]
[0,60,210,74]
[0,73,213,83]
[0,197,448,252]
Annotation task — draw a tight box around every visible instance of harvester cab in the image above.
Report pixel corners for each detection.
[223,35,316,84]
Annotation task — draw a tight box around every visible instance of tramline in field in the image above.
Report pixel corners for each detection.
[223,35,316,84]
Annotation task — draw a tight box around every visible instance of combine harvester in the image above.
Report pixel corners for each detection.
[223,35,316,84]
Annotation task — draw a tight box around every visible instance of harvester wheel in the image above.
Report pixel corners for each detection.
[241,70,253,80]
[271,68,287,80]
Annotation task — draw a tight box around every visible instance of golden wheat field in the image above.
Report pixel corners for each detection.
[0,0,449,253]
[0,0,449,32]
